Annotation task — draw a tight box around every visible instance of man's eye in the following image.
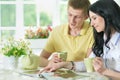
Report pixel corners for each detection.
[68,14,72,16]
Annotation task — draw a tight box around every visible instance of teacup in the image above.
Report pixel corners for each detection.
[84,58,94,72]
[57,51,67,61]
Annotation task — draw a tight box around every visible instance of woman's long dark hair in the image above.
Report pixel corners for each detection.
[89,0,120,57]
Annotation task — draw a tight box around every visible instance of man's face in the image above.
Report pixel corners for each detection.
[68,6,87,29]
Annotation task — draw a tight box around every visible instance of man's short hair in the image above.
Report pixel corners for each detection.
[68,0,90,15]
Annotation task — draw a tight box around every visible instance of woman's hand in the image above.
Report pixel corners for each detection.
[93,57,106,74]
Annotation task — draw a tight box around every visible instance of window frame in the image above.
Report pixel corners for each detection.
[0,0,68,40]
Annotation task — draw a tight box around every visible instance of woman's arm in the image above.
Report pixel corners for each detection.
[93,57,120,80]
[102,69,120,80]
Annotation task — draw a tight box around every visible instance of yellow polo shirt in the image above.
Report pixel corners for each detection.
[44,21,94,61]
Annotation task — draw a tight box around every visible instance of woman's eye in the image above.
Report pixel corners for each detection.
[93,17,96,20]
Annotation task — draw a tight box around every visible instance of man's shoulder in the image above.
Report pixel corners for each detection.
[49,24,68,39]
[53,24,68,32]
[54,24,67,29]
[82,21,93,36]
[83,21,93,30]
[84,20,91,27]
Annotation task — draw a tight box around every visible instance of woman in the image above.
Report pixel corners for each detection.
[89,0,120,79]
[40,0,120,79]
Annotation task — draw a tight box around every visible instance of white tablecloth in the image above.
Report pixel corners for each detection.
[0,69,43,80]
[0,54,109,80]
[0,69,109,80]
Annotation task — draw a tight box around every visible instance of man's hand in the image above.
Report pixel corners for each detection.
[49,53,62,63]
[39,53,64,73]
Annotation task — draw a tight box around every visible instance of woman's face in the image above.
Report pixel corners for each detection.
[89,11,105,32]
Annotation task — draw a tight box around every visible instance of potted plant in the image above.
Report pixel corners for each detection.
[24,27,52,49]
[25,27,50,39]
[0,38,31,69]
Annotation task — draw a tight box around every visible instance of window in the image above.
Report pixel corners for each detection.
[0,0,68,41]
[1,0,119,42]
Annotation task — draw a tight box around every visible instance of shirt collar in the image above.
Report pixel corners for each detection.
[110,32,120,46]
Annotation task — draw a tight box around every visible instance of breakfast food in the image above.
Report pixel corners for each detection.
[57,51,67,61]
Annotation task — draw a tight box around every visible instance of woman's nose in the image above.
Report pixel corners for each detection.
[90,21,95,27]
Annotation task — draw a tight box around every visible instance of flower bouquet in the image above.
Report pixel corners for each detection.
[0,38,31,57]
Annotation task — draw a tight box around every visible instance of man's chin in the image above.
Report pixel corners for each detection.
[69,25,76,29]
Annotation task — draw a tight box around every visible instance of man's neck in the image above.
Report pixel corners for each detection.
[69,27,81,36]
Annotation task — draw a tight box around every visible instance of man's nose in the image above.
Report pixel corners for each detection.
[71,17,75,23]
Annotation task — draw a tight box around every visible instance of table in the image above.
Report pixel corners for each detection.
[0,54,109,80]
[0,56,42,80]
[0,68,109,80]
[0,69,43,80]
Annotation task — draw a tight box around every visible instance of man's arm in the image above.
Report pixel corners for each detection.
[86,48,92,57]
[39,50,51,67]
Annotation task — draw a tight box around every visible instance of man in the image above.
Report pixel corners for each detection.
[39,0,94,67]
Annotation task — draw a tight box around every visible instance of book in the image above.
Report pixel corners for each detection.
[39,69,90,80]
